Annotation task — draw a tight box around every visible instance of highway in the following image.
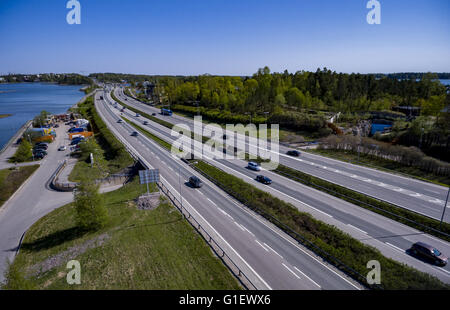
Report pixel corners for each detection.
[104,89,450,284]
[96,90,363,290]
[114,87,450,223]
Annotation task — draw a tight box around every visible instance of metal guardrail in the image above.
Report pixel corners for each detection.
[96,98,258,290]
[190,160,378,290]
[157,181,257,290]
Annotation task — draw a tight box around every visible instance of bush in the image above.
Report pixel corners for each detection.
[11,140,32,163]
[74,177,108,231]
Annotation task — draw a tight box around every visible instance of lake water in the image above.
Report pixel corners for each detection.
[439,79,450,86]
[0,83,85,149]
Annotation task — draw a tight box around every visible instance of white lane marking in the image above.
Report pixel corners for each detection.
[217,207,233,220]
[198,191,204,196]
[241,225,255,237]
[263,243,283,259]
[168,166,174,172]
[429,199,443,204]
[346,224,367,235]
[206,197,217,206]
[255,240,269,252]
[234,221,245,232]
[282,263,301,279]
[393,188,404,192]
[99,100,273,290]
[435,268,450,275]
[105,98,364,289]
[409,193,422,197]
[385,242,404,253]
[293,266,321,288]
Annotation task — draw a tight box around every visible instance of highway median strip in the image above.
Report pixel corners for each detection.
[247,158,450,242]
[113,91,450,241]
[187,159,449,290]
[106,98,449,290]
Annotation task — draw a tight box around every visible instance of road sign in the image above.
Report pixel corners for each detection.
[139,169,160,184]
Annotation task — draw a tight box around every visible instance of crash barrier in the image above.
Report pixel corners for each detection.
[157,181,258,290]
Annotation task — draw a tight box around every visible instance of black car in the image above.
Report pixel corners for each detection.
[33,149,48,156]
[143,121,149,125]
[287,150,301,157]
[34,144,48,150]
[70,139,85,146]
[131,131,139,137]
[33,152,46,159]
[152,113,156,116]
[410,242,448,266]
[189,176,203,188]
[256,175,272,185]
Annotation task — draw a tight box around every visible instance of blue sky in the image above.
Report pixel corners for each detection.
[0,0,449,75]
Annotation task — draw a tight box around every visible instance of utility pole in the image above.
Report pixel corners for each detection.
[440,187,450,230]
[27,134,34,161]
[179,166,183,214]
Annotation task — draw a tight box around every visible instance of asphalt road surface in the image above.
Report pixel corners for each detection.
[114,87,449,223]
[97,90,362,290]
[104,90,450,284]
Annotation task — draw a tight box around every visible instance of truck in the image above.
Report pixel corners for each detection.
[161,108,173,116]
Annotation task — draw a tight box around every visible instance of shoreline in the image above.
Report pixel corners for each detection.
[0,84,89,151]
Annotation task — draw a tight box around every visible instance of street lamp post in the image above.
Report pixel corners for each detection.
[440,187,450,230]
[27,134,34,161]
[245,112,252,125]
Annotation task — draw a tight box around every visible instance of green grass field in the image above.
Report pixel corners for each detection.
[0,165,39,208]
[7,179,241,290]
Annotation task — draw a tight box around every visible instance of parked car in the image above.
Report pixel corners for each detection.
[34,152,45,160]
[131,131,139,137]
[33,145,48,151]
[256,175,272,185]
[247,161,261,171]
[189,176,203,188]
[152,113,156,116]
[58,145,67,151]
[287,150,301,157]
[71,138,85,146]
[410,242,447,266]
[33,149,48,155]
[54,124,59,128]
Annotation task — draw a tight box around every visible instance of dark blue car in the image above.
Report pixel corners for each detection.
[256,175,272,185]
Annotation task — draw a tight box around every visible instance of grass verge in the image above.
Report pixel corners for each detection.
[4,178,241,290]
[0,165,39,208]
[308,148,450,186]
[69,95,134,182]
[189,159,449,290]
[120,102,450,241]
[244,157,450,242]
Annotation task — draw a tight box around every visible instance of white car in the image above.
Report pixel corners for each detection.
[247,162,261,171]
[58,145,67,151]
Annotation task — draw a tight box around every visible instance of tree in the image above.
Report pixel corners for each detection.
[74,177,108,231]
[14,139,32,162]
[32,110,50,128]
[421,95,445,118]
